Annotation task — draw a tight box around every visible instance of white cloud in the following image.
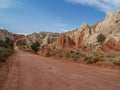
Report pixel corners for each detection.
[66,0,120,12]
[0,0,16,8]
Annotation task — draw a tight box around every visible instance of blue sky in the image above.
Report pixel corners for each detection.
[0,0,120,34]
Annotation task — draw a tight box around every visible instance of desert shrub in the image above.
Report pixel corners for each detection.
[85,56,100,64]
[113,59,120,66]
[58,54,63,58]
[93,52,98,56]
[65,51,71,58]
[97,34,106,44]
[92,56,100,63]
[0,48,13,62]
[85,56,92,64]
[65,50,81,61]
[71,54,79,61]
[64,50,86,61]
[106,53,116,58]
[0,38,13,48]
[57,49,62,53]
[31,41,40,52]
[5,37,13,48]
[45,52,51,57]
[0,38,13,62]
[0,40,5,47]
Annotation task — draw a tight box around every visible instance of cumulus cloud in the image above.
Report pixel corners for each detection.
[66,0,120,12]
[0,0,16,8]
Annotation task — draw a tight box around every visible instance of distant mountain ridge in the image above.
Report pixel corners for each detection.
[0,29,60,49]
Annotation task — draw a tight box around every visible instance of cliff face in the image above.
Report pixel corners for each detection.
[95,9,120,41]
[72,8,120,48]
[55,34,75,49]
[97,38,120,54]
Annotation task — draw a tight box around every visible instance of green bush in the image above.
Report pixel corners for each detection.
[97,34,106,44]
[0,48,13,62]
[0,38,13,62]
[0,37,13,48]
[31,41,40,52]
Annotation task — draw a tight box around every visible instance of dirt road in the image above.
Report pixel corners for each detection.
[1,49,120,90]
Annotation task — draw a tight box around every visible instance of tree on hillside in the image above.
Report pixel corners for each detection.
[31,41,40,52]
[5,37,13,48]
[97,34,106,44]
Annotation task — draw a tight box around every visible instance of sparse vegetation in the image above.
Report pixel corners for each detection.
[65,50,85,61]
[85,56,100,64]
[0,48,13,62]
[31,41,40,52]
[97,34,106,44]
[0,38,14,62]
[45,51,51,57]
[113,59,120,66]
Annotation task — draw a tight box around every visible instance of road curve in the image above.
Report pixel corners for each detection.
[2,49,120,90]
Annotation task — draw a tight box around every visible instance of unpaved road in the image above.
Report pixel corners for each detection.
[1,49,120,90]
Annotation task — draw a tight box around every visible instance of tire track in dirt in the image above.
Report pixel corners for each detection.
[1,49,120,90]
[2,57,20,90]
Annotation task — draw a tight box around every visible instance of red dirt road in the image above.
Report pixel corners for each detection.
[2,49,120,90]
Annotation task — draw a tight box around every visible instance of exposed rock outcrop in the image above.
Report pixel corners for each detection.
[95,9,120,41]
[64,22,99,50]
[55,34,75,49]
[0,29,13,41]
[97,38,120,54]
[65,8,120,52]
[13,34,25,41]
[0,29,25,42]
[42,34,50,45]
[27,32,60,45]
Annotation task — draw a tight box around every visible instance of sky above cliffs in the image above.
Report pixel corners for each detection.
[0,0,120,34]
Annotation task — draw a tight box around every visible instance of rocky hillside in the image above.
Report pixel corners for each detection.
[0,29,60,50]
[0,29,14,41]
[26,32,60,45]
[38,7,120,60]
[55,7,120,53]
[0,29,25,42]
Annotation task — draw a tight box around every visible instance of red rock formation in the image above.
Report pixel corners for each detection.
[17,38,28,46]
[90,22,98,33]
[13,34,25,41]
[76,31,85,48]
[97,38,120,54]
[56,34,75,49]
